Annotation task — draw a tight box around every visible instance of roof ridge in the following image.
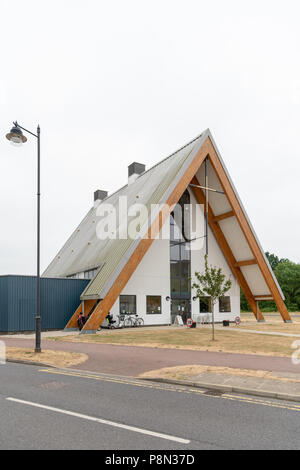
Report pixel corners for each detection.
[136,130,205,179]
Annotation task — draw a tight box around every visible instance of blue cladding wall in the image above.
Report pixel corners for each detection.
[0,276,90,332]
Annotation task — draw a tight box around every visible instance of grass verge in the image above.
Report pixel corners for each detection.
[48,326,298,357]
[140,365,300,383]
[6,347,88,368]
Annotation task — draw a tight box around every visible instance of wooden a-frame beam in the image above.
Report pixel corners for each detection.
[213,211,234,222]
[206,138,291,323]
[254,295,274,299]
[80,138,212,332]
[235,259,257,267]
[190,175,265,321]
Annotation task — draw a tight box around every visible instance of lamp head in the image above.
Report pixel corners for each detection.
[6,125,27,146]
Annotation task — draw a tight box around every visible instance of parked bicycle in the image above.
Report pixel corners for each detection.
[119,314,144,327]
[115,314,126,328]
[114,313,144,328]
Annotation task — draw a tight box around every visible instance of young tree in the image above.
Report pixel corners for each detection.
[192,255,232,340]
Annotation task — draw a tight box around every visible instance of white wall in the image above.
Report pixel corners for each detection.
[110,231,171,325]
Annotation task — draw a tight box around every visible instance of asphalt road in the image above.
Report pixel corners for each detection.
[0,362,300,450]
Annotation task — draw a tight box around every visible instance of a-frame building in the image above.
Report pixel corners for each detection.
[43,130,291,332]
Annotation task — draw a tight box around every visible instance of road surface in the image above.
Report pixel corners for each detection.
[0,362,299,450]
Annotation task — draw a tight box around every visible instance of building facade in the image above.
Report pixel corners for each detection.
[43,129,291,332]
[108,189,240,325]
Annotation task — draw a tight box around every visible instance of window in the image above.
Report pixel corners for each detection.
[170,244,180,261]
[147,296,161,314]
[219,296,231,313]
[171,279,180,296]
[67,274,78,279]
[84,268,98,279]
[170,190,191,300]
[170,260,180,277]
[120,295,136,315]
[200,296,211,313]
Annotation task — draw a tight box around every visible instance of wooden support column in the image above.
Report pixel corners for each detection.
[190,175,265,322]
[65,299,97,329]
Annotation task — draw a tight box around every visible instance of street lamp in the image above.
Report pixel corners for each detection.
[6,121,41,353]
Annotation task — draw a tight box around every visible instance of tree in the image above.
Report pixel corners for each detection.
[192,256,232,340]
[275,260,300,311]
[265,252,281,271]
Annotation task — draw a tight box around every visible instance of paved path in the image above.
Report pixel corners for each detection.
[2,337,300,376]
[217,327,300,338]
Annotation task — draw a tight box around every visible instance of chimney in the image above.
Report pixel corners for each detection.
[94,189,108,208]
[128,162,145,184]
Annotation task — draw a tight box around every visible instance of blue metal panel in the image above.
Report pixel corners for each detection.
[0,276,89,332]
[0,277,8,332]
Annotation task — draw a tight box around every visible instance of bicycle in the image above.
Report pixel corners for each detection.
[132,314,144,327]
[115,314,126,328]
[121,314,144,327]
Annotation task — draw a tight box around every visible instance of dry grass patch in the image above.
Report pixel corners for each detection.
[239,314,300,334]
[6,347,88,368]
[50,327,297,357]
[140,365,300,384]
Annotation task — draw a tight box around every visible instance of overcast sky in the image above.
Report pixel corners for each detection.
[0,0,299,275]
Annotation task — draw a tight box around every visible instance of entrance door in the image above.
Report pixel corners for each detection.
[171,299,191,325]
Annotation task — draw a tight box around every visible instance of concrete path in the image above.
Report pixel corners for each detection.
[188,370,300,400]
[0,330,77,340]
[2,336,300,376]
[217,327,300,338]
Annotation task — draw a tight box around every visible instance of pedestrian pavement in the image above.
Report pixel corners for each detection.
[146,369,300,402]
[0,330,77,340]
[216,326,300,338]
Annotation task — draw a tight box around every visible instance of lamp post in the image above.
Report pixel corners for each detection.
[6,121,41,353]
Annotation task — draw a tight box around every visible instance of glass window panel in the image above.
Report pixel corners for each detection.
[200,296,211,313]
[181,260,190,278]
[119,295,136,315]
[146,296,161,314]
[171,278,180,296]
[219,296,231,313]
[170,244,180,261]
[180,278,191,296]
[170,260,180,277]
[170,223,175,241]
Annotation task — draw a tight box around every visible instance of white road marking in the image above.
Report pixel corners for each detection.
[6,397,190,444]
